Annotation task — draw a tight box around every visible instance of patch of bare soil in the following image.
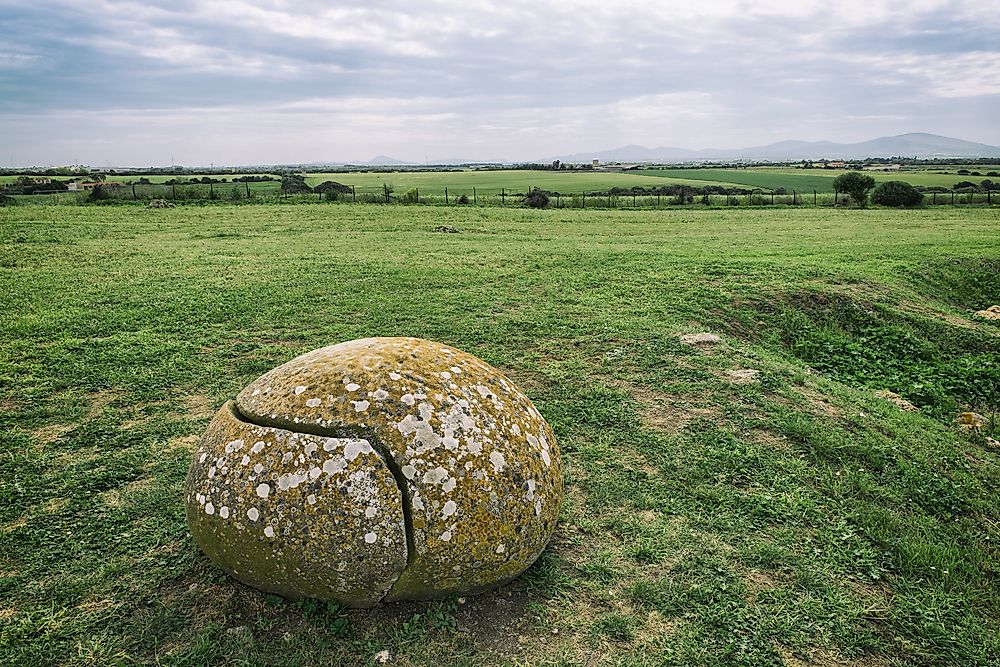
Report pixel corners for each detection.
[87,390,118,419]
[32,423,74,445]
[791,385,843,418]
[166,434,200,454]
[100,477,155,509]
[629,383,723,434]
[775,643,888,667]
[181,394,216,420]
[874,390,918,412]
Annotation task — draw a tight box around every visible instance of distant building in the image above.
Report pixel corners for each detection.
[862,164,902,171]
[592,159,599,168]
[68,182,123,191]
[825,161,847,169]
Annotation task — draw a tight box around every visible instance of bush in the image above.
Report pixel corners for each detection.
[400,188,419,204]
[872,181,924,207]
[832,172,876,207]
[524,188,550,209]
[0,194,16,206]
[456,194,469,205]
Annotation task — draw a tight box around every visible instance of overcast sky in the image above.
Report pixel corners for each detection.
[1,0,998,166]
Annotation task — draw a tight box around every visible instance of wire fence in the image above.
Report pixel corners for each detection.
[6,182,1000,208]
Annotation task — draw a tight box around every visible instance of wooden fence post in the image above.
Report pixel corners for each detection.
[657,192,660,207]
[171,183,176,199]
[415,188,419,204]
[813,190,817,205]
[793,190,797,205]
[582,192,586,208]
[501,188,505,206]
[246,182,251,198]
[352,186,356,203]
[132,184,137,200]
[445,188,449,204]
[473,187,477,205]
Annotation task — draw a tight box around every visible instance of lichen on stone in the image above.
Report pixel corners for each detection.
[185,337,563,606]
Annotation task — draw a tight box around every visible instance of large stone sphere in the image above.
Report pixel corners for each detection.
[185,337,562,607]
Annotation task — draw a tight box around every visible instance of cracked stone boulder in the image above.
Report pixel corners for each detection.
[185,337,563,607]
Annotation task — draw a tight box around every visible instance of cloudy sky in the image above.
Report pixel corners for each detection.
[1,0,998,166]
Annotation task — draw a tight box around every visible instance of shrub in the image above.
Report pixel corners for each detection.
[524,188,550,209]
[872,181,923,207]
[0,194,16,206]
[832,172,876,207]
[399,188,419,204]
[456,194,469,205]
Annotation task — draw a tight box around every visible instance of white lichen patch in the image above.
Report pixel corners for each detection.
[247,507,260,521]
[305,397,321,408]
[351,400,370,412]
[345,382,361,392]
[489,451,506,472]
[294,385,307,395]
[256,483,270,498]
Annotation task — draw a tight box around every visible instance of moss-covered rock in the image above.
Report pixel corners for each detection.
[186,337,562,606]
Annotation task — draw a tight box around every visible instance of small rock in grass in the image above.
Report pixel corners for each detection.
[374,649,390,664]
[679,332,721,345]
[433,225,459,233]
[957,412,987,429]
[875,390,918,412]
[974,305,1000,321]
[726,369,760,384]
[146,198,175,209]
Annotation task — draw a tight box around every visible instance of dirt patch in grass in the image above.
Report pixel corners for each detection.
[775,643,888,667]
[32,423,74,445]
[791,385,844,418]
[181,394,216,420]
[42,497,69,514]
[87,390,119,419]
[100,477,155,509]
[166,434,200,454]
[2,511,29,533]
[627,383,723,434]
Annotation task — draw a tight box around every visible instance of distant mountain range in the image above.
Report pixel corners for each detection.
[551,133,1000,163]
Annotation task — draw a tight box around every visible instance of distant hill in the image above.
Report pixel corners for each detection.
[365,155,413,166]
[553,133,1000,163]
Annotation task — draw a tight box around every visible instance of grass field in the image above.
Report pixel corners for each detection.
[2,205,999,666]
[640,168,996,193]
[5,167,996,197]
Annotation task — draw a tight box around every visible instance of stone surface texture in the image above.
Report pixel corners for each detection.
[185,337,562,607]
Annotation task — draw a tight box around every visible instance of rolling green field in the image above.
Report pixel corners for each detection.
[640,168,995,193]
[2,205,999,666]
[5,166,996,197]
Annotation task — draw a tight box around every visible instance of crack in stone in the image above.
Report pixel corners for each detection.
[227,401,416,600]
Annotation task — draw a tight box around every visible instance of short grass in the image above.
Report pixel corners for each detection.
[1,204,999,666]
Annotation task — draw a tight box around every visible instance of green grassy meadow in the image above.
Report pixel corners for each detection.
[640,168,994,193]
[2,204,999,666]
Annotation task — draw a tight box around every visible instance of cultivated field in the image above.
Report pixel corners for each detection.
[640,168,997,193]
[1,205,998,666]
